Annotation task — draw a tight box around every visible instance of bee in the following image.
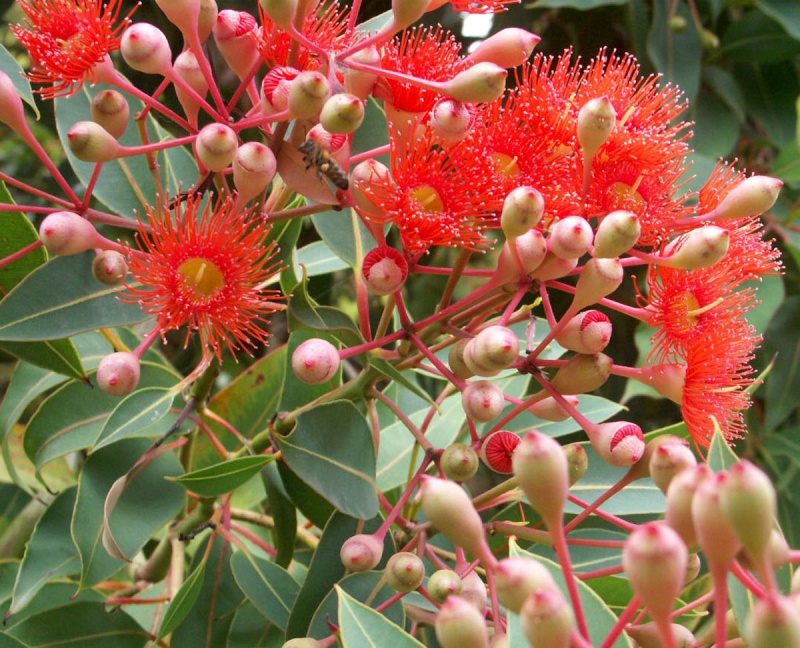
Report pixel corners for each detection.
[299,139,350,191]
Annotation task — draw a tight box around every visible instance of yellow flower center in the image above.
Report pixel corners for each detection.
[491,152,519,178]
[178,257,226,298]
[612,181,646,211]
[411,185,445,212]
[676,292,701,332]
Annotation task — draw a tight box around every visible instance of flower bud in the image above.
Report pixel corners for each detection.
[213,10,260,79]
[626,622,699,648]
[587,421,645,467]
[392,0,431,29]
[261,66,297,114]
[435,595,490,648]
[744,595,800,648]
[173,50,208,125]
[460,570,488,612]
[428,569,463,602]
[709,175,783,221]
[319,93,365,135]
[548,216,593,259]
[351,158,391,215]
[282,639,322,648]
[532,253,579,281]
[233,141,277,203]
[288,71,330,120]
[549,352,612,395]
[429,99,474,144]
[198,0,219,43]
[291,338,340,384]
[448,338,475,380]
[480,430,520,474]
[441,443,480,482]
[385,552,425,592]
[39,212,100,256]
[520,587,574,648]
[623,522,688,621]
[418,476,494,566]
[495,229,548,283]
[493,556,556,613]
[635,363,686,403]
[90,90,130,139]
[92,250,128,285]
[662,226,730,270]
[155,0,200,40]
[528,395,579,422]
[444,63,507,104]
[685,552,701,583]
[362,246,408,295]
[464,326,520,376]
[196,123,238,172]
[501,187,544,239]
[577,96,616,159]
[465,28,540,68]
[554,310,612,354]
[665,464,712,548]
[259,0,297,30]
[563,443,588,485]
[340,533,382,572]
[344,46,381,99]
[97,352,141,397]
[570,257,623,312]
[593,210,640,258]
[692,472,741,566]
[461,380,505,423]
[649,441,697,493]
[0,70,28,134]
[120,23,172,76]
[67,121,123,163]
[512,431,568,527]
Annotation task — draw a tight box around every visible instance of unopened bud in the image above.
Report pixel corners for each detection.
[120,23,172,75]
[0,71,28,134]
[461,570,488,611]
[67,121,123,163]
[261,66,298,114]
[532,253,579,281]
[570,257,623,312]
[708,175,782,220]
[462,380,505,423]
[444,63,507,104]
[464,325,520,376]
[385,552,425,592]
[593,210,640,258]
[282,639,322,648]
[198,0,219,43]
[512,431,569,527]
[196,123,238,172]
[744,595,800,648]
[440,443,480,483]
[528,395,579,422]
[155,0,200,40]
[649,441,697,493]
[449,338,475,380]
[320,93,365,135]
[587,421,645,467]
[692,472,741,566]
[480,430,520,474]
[352,158,391,215]
[392,0,432,29]
[435,595,490,648]
[174,50,208,125]
[465,28,540,68]
[495,229,548,283]
[259,0,297,30]
[636,363,686,403]
[665,464,712,548]
[233,141,277,203]
[554,310,612,354]
[428,569,462,603]
[520,587,575,648]
[493,556,556,613]
[501,187,544,239]
[564,443,589,485]
[97,352,141,397]
[429,99,474,144]
[39,211,99,256]
[662,225,730,270]
[627,622,699,648]
[92,250,128,285]
[577,96,616,159]
[90,90,130,139]
[362,246,408,295]
[288,71,330,120]
[213,10,260,79]
[549,352,612,395]
[291,338,340,384]
[548,216,593,259]
[340,533,382,572]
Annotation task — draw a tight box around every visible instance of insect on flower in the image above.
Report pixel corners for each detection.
[299,138,350,191]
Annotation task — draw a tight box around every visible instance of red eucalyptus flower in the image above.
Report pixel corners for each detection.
[12,0,134,98]
[124,195,284,360]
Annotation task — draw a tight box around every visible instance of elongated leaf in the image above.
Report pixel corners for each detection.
[707,428,740,473]
[371,358,436,408]
[735,59,800,146]
[763,296,800,428]
[156,561,206,641]
[169,455,277,497]
[295,240,349,277]
[338,587,424,648]
[756,0,800,40]
[0,253,147,341]
[646,2,702,102]
[230,551,300,630]
[274,401,378,519]
[311,207,378,268]
[0,340,85,380]
[262,462,297,568]
[92,387,178,451]
[288,277,364,347]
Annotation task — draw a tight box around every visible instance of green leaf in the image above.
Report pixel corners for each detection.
[277,461,335,529]
[0,339,85,380]
[689,90,740,158]
[646,2,702,102]
[0,44,37,115]
[756,0,800,40]
[311,207,378,269]
[0,184,47,295]
[371,358,437,408]
[227,604,285,648]
[294,241,349,277]
[774,140,800,183]
[707,427,740,473]
[720,9,800,63]
[337,586,423,647]
[230,551,300,630]
[0,252,147,341]
[275,401,378,519]
[170,455,277,497]
[261,462,297,568]
[763,296,800,428]
[288,275,364,347]
[735,60,800,146]
[156,561,207,641]
[92,387,179,451]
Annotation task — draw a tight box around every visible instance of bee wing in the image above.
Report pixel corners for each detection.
[276,144,338,204]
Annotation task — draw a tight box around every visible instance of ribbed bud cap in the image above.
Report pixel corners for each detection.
[444,63,507,103]
[362,246,408,295]
[480,430,521,474]
[593,210,640,258]
[512,431,569,527]
[90,90,130,139]
[587,421,645,467]
[662,225,730,270]
[493,556,556,613]
[554,310,612,354]
[461,380,505,423]
[548,216,593,259]
[213,10,260,78]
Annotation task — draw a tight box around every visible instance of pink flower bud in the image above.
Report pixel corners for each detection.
[428,569,463,603]
[462,380,505,423]
[340,533,383,572]
[259,0,297,30]
[441,443,480,482]
[719,460,777,565]
[495,229,548,283]
[67,121,123,163]
[362,246,408,295]
[625,433,688,482]
[623,522,688,621]
[97,352,141,397]
[461,570,488,612]
[283,639,322,648]
[626,622,699,648]
[744,595,800,648]
[418,476,495,567]
[233,141,277,203]
[548,216,594,259]
[385,552,425,592]
[692,472,741,566]
[710,175,783,221]
[570,257,623,312]
[196,123,238,172]
[563,443,588,485]
[0,71,28,134]
[586,421,645,467]
[429,99,474,144]
[173,50,208,125]
[155,0,200,41]
[527,395,579,422]
[198,0,219,43]
[649,440,697,493]
[344,46,381,99]
[665,464,712,548]
[493,556,556,613]
[291,338,340,384]
[577,96,616,159]
[39,212,99,256]
[90,90,130,139]
[288,71,330,120]
[120,23,172,76]
[435,595,490,648]
[532,253,579,281]
[444,63,507,104]
[512,431,569,527]
[213,10,260,79]
[465,28,541,68]
[554,310,612,354]
[261,66,298,113]
[352,158,391,215]
[448,338,475,380]
[480,430,520,474]
[392,0,432,29]
[593,210,640,258]
[92,250,128,285]
[635,363,686,403]
[501,187,545,239]
[662,225,730,270]
[549,352,612,395]
[520,587,575,648]
[464,325,520,376]
[319,93,365,135]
